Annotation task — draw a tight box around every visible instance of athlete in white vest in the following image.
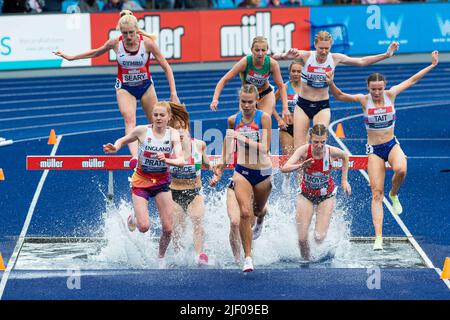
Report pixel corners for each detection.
[103,101,185,269]
[55,10,179,169]
[273,31,399,150]
[327,51,439,250]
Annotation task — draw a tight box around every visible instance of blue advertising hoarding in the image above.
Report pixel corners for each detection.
[310,3,450,55]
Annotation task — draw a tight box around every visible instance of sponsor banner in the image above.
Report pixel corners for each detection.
[26,155,379,170]
[0,14,91,70]
[90,8,310,66]
[310,3,450,55]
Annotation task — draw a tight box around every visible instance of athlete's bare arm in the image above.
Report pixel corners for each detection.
[103,125,147,153]
[210,59,247,111]
[54,38,118,61]
[334,42,399,67]
[145,38,179,103]
[326,71,365,104]
[329,146,351,195]
[387,50,438,99]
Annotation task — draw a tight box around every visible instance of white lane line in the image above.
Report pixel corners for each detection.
[329,103,450,290]
[0,136,62,300]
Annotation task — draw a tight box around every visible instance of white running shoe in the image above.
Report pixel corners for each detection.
[252,221,264,240]
[389,191,403,215]
[373,236,383,251]
[127,214,137,232]
[158,257,167,269]
[242,256,254,273]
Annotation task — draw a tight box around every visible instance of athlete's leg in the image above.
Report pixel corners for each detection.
[368,154,387,238]
[154,190,174,259]
[293,106,310,150]
[140,84,158,123]
[296,194,314,260]
[312,107,331,127]
[232,172,254,259]
[131,192,150,233]
[257,91,275,116]
[187,195,205,256]
[388,144,407,196]
[252,177,272,225]
[314,196,336,243]
[171,199,186,254]
[116,89,138,157]
[227,187,242,264]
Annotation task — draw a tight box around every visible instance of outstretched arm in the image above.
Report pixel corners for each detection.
[330,147,351,195]
[210,59,246,111]
[326,71,365,103]
[148,39,179,103]
[281,145,311,173]
[336,41,399,67]
[271,58,292,124]
[103,126,145,154]
[272,48,309,63]
[54,38,117,61]
[388,51,439,98]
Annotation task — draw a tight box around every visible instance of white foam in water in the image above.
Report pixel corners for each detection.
[90,174,354,269]
[15,173,424,270]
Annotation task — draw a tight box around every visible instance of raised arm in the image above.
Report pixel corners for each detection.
[54,38,117,61]
[200,141,211,170]
[330,146,351,195]
[147,39,179,103]
[388,51,439,98]
[210,59,247,111]
[335,41,399,67]
[272,48,309,63]
[326,71,365,104]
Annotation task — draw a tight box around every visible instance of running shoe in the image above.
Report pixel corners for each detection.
[389,191,403,215]
[373,236,383,251]
[127,214,137,232]
[252,220,264,240]
[158,257,167,269]
[129,157,138,170]
[242,256,254,273]
[197,252,209,265]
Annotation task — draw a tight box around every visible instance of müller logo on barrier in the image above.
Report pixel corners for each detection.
[39,158,64,168]
[81,158,105,168]
[220,12,295,57]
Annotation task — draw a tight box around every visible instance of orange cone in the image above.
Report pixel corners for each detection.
[335,123,345,139]
[441,257,450,279]
[0,168,4,181]
[0,252,5,271]
[48,129,57,145]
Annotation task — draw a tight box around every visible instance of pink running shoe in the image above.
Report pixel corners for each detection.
[198,252,209,265]
[129,157,138,170]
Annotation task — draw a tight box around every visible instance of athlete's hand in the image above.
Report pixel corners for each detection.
[103,143,117,154]
[282,109,292,125]
[226,129,237,140]
[386,42,399,57]
[299,158,314,170]
[53,50,74,61]
[210,99,219,111]
[156,152,166,162]
[170,93,180,104]
[342,180,352,196]
[209,165,223,186]
[283,48,300,60]
[431,50,439,67]
[325,71,334,85]
[277,118,288,131]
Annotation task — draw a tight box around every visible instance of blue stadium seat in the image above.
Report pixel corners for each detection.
[213,0,236,8]
[97,0,104,11]
[305,20,350,54]
[301,0,323,5]
[62,0,80,13]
